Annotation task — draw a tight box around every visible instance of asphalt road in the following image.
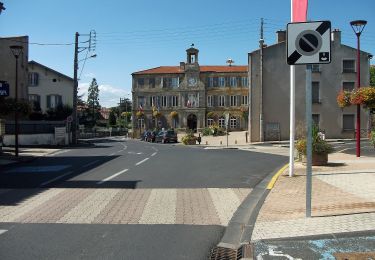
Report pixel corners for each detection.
[0,138,287,260]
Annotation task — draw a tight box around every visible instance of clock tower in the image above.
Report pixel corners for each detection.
[185,44,200,87]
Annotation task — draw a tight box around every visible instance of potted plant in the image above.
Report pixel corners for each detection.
[181,131,197,145]
[296,125,334,166]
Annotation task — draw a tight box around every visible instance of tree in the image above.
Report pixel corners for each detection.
[108,110,116,126]
[86,78,101,125]
[370,65,375,87]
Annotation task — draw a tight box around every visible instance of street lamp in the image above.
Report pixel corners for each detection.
[9,45,23,157]
[350,20,367,158]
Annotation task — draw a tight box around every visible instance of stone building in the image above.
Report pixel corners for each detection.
[132,46,248,134]
[248,29,372,141]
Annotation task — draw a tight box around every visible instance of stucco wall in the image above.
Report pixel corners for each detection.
[0,36,29,100]
[3,133,69,146]
[249,34,370,141]
[28,62,74,113]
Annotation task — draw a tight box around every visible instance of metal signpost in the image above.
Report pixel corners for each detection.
[224,112,229,147]
[287,21,331,217]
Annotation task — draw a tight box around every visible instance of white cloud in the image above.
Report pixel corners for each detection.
[78,82,130,108]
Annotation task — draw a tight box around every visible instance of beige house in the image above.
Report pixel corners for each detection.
[28,61,74,113]
[0,36,29,101]
[248,29,372,141]
[131,46,249,133]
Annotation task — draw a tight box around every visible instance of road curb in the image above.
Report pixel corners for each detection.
[210,163,288,259]
[266,163,289,190]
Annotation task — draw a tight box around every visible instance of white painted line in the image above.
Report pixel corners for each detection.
[109,153,116,156]
[0,229,8,235]
[50,150,70,156]
[97,169,128,184]
[82,160,100,168]
[151,152,157,157]
[135,158,149,166]
[151,147,158,152]
[40,171,74,187]
[137,152,143,155]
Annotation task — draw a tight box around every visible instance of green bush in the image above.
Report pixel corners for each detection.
[181,132,196,145]
[370,130,375,147]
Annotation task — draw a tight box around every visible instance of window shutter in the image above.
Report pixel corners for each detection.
[237,77,242,87]
[225,95,229,107]
[236,95,241,107]
[225,77,230,87]
[213,95,217,107]
[47,95,51,108]
[57,95,62,106]
[35,73,39,85]
[213,77,218,87]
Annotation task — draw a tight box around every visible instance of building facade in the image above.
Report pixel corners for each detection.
[248,29,372,141]
[132,46,248,133]
[28,60,74,113]
[0,36,29,101]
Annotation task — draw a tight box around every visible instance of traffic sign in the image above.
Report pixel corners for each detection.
[66,115,73,123]
[0,81,9,97]
[287,21,331,65]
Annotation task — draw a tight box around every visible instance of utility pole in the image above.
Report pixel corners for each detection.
[259,18,264,142]
[72,32,79,145]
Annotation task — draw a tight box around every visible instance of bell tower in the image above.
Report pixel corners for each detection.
[186,44,199,64]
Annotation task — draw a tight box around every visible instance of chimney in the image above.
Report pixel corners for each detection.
[276,30,286,43]
[331,29,341,45]
[180,62,185,71]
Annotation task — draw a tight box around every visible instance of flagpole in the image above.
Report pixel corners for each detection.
[289,0,295,177]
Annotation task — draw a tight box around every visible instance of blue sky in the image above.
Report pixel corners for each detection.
[1,0,374,107]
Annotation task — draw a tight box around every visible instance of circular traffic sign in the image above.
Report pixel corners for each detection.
[295,30,322,56]
[66,115,73,123]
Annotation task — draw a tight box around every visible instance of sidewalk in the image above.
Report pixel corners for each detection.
[251,146,375,241]
[0,147,61,166]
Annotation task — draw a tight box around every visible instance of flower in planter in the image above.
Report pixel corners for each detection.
[136,111,144,118]
[170,111,178,119]
[295,125,334,156]
[350,89,365,105]
[153,111,162,118]
[336,90,352,108]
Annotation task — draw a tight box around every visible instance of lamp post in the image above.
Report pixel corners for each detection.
[9,45,23,157]
[350,20,367,158]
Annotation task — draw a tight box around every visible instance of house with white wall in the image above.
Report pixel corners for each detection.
[28,60,73,113]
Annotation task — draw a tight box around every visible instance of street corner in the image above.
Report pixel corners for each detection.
[266,163,289,190]
[253,232,375,260]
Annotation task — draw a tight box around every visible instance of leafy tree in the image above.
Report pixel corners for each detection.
[46,104,73,121]
[108,110,117,126]
[370,65,375,87]
[86,78,101,124]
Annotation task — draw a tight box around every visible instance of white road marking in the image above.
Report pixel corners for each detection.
[0,230,8,235]
[82,160,100,168]
[50,150,70,156]
[137,152,143,155]
[40,171,74,187]
[97,169,128,184]
[135,158,149,166]
[151,147,158,152]
[109,153,116,156]
[151,152,157,157]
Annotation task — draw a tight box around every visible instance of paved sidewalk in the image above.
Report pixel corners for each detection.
[251,146,375,241]
[0,147,61,166]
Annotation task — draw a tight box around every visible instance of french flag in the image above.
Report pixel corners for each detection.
[292,0,308,22]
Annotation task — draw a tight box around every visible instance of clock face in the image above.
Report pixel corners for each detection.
[188,77,197,86]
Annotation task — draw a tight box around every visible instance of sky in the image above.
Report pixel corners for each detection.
[1,0,374,108]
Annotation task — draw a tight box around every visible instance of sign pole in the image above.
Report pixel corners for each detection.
[306,64,312,218]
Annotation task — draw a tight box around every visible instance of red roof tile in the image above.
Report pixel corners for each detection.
[133,65,247,75]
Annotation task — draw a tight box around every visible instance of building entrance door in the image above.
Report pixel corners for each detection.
[187,114,197,131]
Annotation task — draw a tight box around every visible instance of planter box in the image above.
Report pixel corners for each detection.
[302,153,328,166]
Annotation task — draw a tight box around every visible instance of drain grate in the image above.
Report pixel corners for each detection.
[209,244,252,260]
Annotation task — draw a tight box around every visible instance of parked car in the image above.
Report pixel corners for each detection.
[145,130,158,142]
[155,130,178,143]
